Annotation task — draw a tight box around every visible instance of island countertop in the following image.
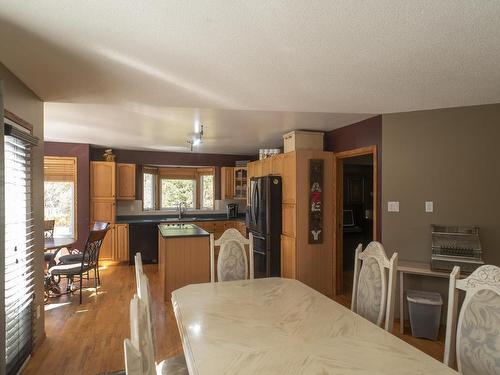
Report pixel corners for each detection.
[158,223,210,239]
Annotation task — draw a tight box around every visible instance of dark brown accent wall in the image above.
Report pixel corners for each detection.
[324,115,382,239]
[90,147,256,200]
[44,142,90,250]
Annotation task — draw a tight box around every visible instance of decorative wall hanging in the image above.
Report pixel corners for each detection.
[309,159,324,244]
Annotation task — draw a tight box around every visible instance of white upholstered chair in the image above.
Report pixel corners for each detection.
[351,241,398,332]
[444,265,500,374]
[210,229,254,282]
[125,295,188,375]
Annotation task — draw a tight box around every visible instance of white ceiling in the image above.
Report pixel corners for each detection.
[1,1,500,154]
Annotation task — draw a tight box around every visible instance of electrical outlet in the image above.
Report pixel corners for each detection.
[425,201,434,213]
[387,201,400,213]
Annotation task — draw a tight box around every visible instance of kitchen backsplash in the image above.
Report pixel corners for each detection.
[116,199,247,216]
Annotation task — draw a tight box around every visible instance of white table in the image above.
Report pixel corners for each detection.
[398,261,451,334]
[172,277,456,374]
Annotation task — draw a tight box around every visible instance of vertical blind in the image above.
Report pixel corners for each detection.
[4,123,38,375]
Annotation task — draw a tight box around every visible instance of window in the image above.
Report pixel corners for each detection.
[200,174,214,209]
[160,178,195,209]
[43,157,77,238]
[143,166,215,211]
[4,121,39,375]
[143,170,156,210]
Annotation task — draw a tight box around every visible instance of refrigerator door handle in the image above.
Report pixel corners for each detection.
[252,233,266,240]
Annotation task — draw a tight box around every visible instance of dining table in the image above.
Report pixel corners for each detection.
[172,277,457,375]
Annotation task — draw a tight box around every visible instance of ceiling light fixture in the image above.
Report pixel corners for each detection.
[187,124,204,151]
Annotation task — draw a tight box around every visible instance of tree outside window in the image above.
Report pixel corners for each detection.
[44,181,75,237]
[201,174,214,209]
[160,179,195,209]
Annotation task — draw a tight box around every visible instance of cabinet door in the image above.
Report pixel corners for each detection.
[271,154,284,175]
[253,160,263,177]
[90,201,116,223]
[282,152,296,204]
[281,235,296,279]
[282,203,296,238]
[99,224,114,261]
[221,167,234,199]
[117,163,136,200]
[91,200,116,223]
[91,162,116,200]
[233,167,247,199]
[261,158,272,176]
[114,224,129,262]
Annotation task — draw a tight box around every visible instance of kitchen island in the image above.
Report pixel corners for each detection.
[158,223,211,302]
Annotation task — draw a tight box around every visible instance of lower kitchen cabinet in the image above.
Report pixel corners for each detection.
[114,224,129,262]
[98,224,114,262]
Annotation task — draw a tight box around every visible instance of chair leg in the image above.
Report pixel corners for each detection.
[96,264,101,285]
[94,267,98,293]
[79,275,83,304]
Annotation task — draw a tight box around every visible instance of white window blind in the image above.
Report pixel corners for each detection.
[4,122,38,375]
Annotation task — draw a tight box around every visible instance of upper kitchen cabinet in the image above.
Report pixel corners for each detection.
[233,167,247,200]
[221,167,235,199]
[116,163,136,200]
[90,161,116,200]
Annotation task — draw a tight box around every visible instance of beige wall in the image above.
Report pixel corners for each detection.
[0,64,45,347]
[382,103,500,267]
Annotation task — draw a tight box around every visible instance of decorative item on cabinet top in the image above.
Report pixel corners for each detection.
[102,148,115,162]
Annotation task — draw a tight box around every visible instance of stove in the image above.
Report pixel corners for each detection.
[431,225,484,273]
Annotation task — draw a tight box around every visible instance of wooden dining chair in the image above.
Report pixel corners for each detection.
[210,228,254,282]
[351,241,398,332]
[126,295,188,375]
[443,265,500,374]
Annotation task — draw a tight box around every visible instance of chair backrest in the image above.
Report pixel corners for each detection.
[124,338,143,375]
[210,229,254,282]
[351,241,398,331]
[137,272,155,354]
[129,295,156,375]
[92,221,109,231]
[80,226,110,271]
[134,252,143,295]
[44,219,55,238]
[444,265,500,374]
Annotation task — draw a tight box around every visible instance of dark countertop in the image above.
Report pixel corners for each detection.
[117,213,246,224]
[158,223,210,238]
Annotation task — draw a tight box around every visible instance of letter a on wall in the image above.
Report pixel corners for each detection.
[309,159,324,244]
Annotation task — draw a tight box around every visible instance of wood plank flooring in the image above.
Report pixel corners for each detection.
[22,264,445,374]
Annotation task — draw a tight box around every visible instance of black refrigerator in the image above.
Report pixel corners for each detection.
[247,175,282,278]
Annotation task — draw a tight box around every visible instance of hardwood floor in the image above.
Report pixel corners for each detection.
[22,264,183,375]
[23,265,445,374]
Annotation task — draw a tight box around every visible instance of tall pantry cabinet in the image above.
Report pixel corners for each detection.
[246,150,334,297]
[90,161,130,263]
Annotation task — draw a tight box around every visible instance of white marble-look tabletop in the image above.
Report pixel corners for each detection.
[171,277,456,374]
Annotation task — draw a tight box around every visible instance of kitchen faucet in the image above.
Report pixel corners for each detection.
[177,201,187,219]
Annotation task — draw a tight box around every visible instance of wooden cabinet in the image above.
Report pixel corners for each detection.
[282,203,296,237]
[116,163,136,200]
[114,224,129,262]
[233,167,247,199]
[281,235,296,279]
[261,158,272,176]
[99,224,115,262]
[91,200,116,223]
[90,162,116,200]
[282,152,296,204]
[221,167,235,199]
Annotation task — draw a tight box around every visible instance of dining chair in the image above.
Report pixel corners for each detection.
[134,252,144,294]
[126,295,188,375]
[48,226,110,303]
[210,228,254,282]
[58,221,110,285]
[44,219,55,238]
[351,241,398,332]
[443,265,500,374]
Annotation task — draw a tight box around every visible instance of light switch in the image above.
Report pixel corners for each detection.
[387,201,400,212]
[425,201,434,213]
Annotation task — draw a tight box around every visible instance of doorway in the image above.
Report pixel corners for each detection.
[333,146,378,296]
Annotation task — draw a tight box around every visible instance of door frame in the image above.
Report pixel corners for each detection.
[333,145,378,296]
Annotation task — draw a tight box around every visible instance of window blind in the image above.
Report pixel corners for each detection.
[4,122,38,375]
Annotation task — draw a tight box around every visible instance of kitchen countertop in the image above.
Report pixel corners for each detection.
[116,213,245,224]
[158,223,210,238]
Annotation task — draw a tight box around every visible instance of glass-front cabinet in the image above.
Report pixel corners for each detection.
[234,167,247,199]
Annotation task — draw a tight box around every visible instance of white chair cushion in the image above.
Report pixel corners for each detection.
[217,239,247,282]
[356,257,383,324]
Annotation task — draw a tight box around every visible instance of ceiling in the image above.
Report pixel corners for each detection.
[1,1,500,154]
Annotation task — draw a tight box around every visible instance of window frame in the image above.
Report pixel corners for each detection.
[199,171,215,210]
[142,166,215,211]
[43,156,78,239]
[142,166,158,211]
